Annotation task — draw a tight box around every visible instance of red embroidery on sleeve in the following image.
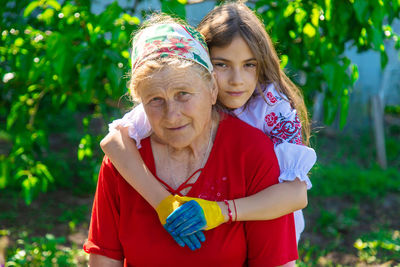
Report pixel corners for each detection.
[266,92,278,104]
[265,112,278,127]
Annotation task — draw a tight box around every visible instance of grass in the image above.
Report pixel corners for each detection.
[1,128,399,266]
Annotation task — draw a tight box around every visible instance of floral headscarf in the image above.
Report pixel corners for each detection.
[131,23,213,74]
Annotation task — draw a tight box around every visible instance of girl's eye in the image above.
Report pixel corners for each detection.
[177,91,191,101]
[244,63,257,68]
[213,62,227,68]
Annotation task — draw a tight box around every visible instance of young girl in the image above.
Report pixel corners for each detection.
[101,2,316,260]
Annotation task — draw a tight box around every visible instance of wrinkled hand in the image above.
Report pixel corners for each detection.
[165,196,224,236]
[156,195,206,250]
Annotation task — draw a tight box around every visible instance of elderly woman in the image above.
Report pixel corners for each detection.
[84,15,297,266]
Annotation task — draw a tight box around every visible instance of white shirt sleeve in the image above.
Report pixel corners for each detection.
[108,103,152,149]
[274,142,316,189]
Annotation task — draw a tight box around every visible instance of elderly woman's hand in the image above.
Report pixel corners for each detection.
[165,196,226,236]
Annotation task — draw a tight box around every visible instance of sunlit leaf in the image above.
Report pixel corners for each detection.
[294,8,307,27]
[280,54,289,69]
[303,23,316,38]
[324,0,331,21]
[284,3,295,17]
[311,7,320,27]
[47,0,61,10]
[351,64,359,83]
[23,1,39,17]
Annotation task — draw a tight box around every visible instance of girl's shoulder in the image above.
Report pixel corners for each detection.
[260,83,288,106]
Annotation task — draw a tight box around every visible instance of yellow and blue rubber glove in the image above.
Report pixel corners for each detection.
[156,195,205,250]
[165,196,225,237]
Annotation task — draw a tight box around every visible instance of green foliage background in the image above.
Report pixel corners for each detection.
[1,0,399,204]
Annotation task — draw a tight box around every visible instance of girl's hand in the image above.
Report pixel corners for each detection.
[165,196,225,236]
[155,195,183,225]
[164,225,205,251]
[165,200,207,236]
[156,195,206,250]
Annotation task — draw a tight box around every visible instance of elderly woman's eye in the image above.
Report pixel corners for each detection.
[177,91,191,101]
[149,97,164,106]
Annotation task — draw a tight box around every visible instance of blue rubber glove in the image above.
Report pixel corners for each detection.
[164,224,205,251]
[165,200,208,236]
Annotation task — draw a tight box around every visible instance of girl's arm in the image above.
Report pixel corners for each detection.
[226,178,307,222]
[102,126,308,221]
[100,127,170,209]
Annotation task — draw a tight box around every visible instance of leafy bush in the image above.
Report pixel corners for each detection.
[255,0,400,127]
[5,232,87,266]
[1,0,139,203]
[354,230,400,264]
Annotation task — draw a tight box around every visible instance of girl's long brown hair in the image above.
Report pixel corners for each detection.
[197,2,310,145]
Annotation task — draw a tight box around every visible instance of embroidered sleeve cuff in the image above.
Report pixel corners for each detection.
[274,142,316,190]
[278,171,312,189]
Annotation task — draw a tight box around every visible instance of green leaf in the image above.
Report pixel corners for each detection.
[323,95,338,125]
[47,0,61,10]
[22,176,38,205]
[303,23,316,38]
[79,65,95,92]
[77,134,92,161]
[311,7,320,27]
[104,49,121,62]
[40,8,55,25]
[280,54,289,69]
[380,50,388,69]
[353,0,368,23]
[99,2,123,30]
[161,0,186,19]
[23,1,39,17]
[324,0,332,21]
[107,64,123,91]
[294,8,307,28]
[350,64,359,84]
[283,3,295,17]
[0,156,8,189]
[36,163,54,183]
[14,37,24,47]
[7,102,22,130]
[339,89,349,129]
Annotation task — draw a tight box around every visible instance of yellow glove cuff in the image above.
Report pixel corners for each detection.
[155,195,182,225]
[176,196,224,230]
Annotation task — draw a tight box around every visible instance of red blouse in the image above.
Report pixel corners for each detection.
[84,114,298,266]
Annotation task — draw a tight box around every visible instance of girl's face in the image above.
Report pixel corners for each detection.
[210,35,258,109]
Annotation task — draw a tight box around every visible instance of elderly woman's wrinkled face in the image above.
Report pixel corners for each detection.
[137,65,217,149]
